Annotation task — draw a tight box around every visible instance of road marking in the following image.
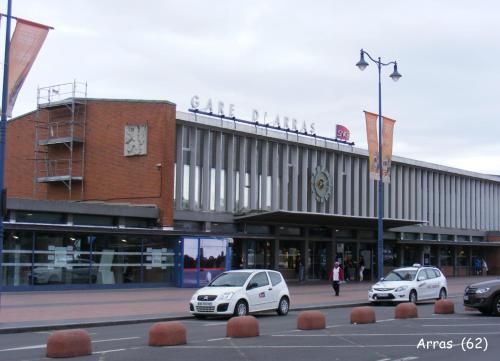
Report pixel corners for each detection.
[0,344,45,352]
[34,331,97,335]
[421,317,472,319]
[423,324,500,327]
[94,348,126,354]
[203,322,227,327]
[272,331,500,337]
[0,336,140,352]
[326,324,349,328]
[376,319,395,323]
[165,345,418,349]
[207,337,230,342]
[92,336,141,343]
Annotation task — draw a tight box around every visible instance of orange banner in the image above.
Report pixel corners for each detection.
[382,116,396,183]
[364,111,379,180]
[7,19,49,116]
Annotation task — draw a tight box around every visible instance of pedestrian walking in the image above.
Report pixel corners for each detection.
[474,258,481,276]
[296,255,305,282]
[359,256,365,282]
[330,261,344,296]
[482,258,488,276]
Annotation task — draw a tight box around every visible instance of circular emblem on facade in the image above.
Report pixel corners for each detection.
[311,166,332,203]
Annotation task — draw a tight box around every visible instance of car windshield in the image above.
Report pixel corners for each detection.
[208,272,253,287]
[384,270,416,281]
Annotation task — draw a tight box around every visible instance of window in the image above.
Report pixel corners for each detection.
[309,227,332,238]
[246,225,272,235]
[277,226,301,236]
[424,269,435,279]
[73,214,115,227]
[248,272,269,288]
[268,272,282,286]
[439,246,452,266]
[278,240,301,270]
[16,211,66,224]
[124,218,155,228]
[417,270,427,281]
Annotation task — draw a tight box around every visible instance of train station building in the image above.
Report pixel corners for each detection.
[2,82,500,290]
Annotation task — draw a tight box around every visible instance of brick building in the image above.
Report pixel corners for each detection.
[6,95,175,226]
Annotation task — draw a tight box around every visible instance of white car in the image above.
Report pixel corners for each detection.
[189,269,290,318]
[368,265,448,304]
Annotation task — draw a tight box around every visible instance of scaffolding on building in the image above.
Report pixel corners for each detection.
[34,80,87,199]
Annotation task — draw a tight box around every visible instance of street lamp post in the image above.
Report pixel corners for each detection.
[356,49,401,280]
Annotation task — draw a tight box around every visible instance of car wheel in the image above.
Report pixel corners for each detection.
[234,300,248,317]
[277,297,289,316]
[478,307,491,316]
[194,314,207,320]
[438,288,447,300]
[493,295,500,316]
[409,290,417,304]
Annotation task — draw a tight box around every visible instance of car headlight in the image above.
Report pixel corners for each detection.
[191,294,198,301]
[218,292,235,300]
[395,286,408,292]
[475,287,490,294]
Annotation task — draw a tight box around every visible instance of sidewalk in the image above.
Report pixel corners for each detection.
[0,276,493,333]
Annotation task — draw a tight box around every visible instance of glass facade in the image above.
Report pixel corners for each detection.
[247,239,273,269]
[3,232,33,287]
[2,230,178,288]
[181,237,230,288]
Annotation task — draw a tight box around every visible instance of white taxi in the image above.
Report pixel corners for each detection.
[189,269,290,318]
[368,264,448,304]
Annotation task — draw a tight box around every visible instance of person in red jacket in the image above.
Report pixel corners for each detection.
[330,261,344,296]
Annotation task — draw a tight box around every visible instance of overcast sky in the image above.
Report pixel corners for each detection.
[6,1,500,175]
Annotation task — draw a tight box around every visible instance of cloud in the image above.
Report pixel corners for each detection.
[9,0,500,174]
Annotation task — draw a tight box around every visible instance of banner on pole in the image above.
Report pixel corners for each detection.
[7,18,50,117]
[364,111,379,180]
[381,116,396,183]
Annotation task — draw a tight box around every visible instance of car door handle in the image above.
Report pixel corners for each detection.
[268,287,272,291]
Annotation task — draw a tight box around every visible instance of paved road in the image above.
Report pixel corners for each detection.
[1,298,498,361]
[1,276,491,332]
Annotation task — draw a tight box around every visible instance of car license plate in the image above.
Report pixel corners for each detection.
[378,293,388,297]
[463,295,469,301]
[198,301,213,306]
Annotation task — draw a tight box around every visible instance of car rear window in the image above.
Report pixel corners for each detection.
[269,272,282,286]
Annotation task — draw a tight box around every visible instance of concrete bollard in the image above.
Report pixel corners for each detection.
[434,299,454,314]
[46,329,92,358]
[297,310,326,330]
[149,321,187,346]
[226,316,259,338]
[395,302,418,319]
[350,306,376,324]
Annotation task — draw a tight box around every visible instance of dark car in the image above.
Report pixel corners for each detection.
[463,279,500,316]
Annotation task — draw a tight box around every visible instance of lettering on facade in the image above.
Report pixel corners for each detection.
[190,95,316,135]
